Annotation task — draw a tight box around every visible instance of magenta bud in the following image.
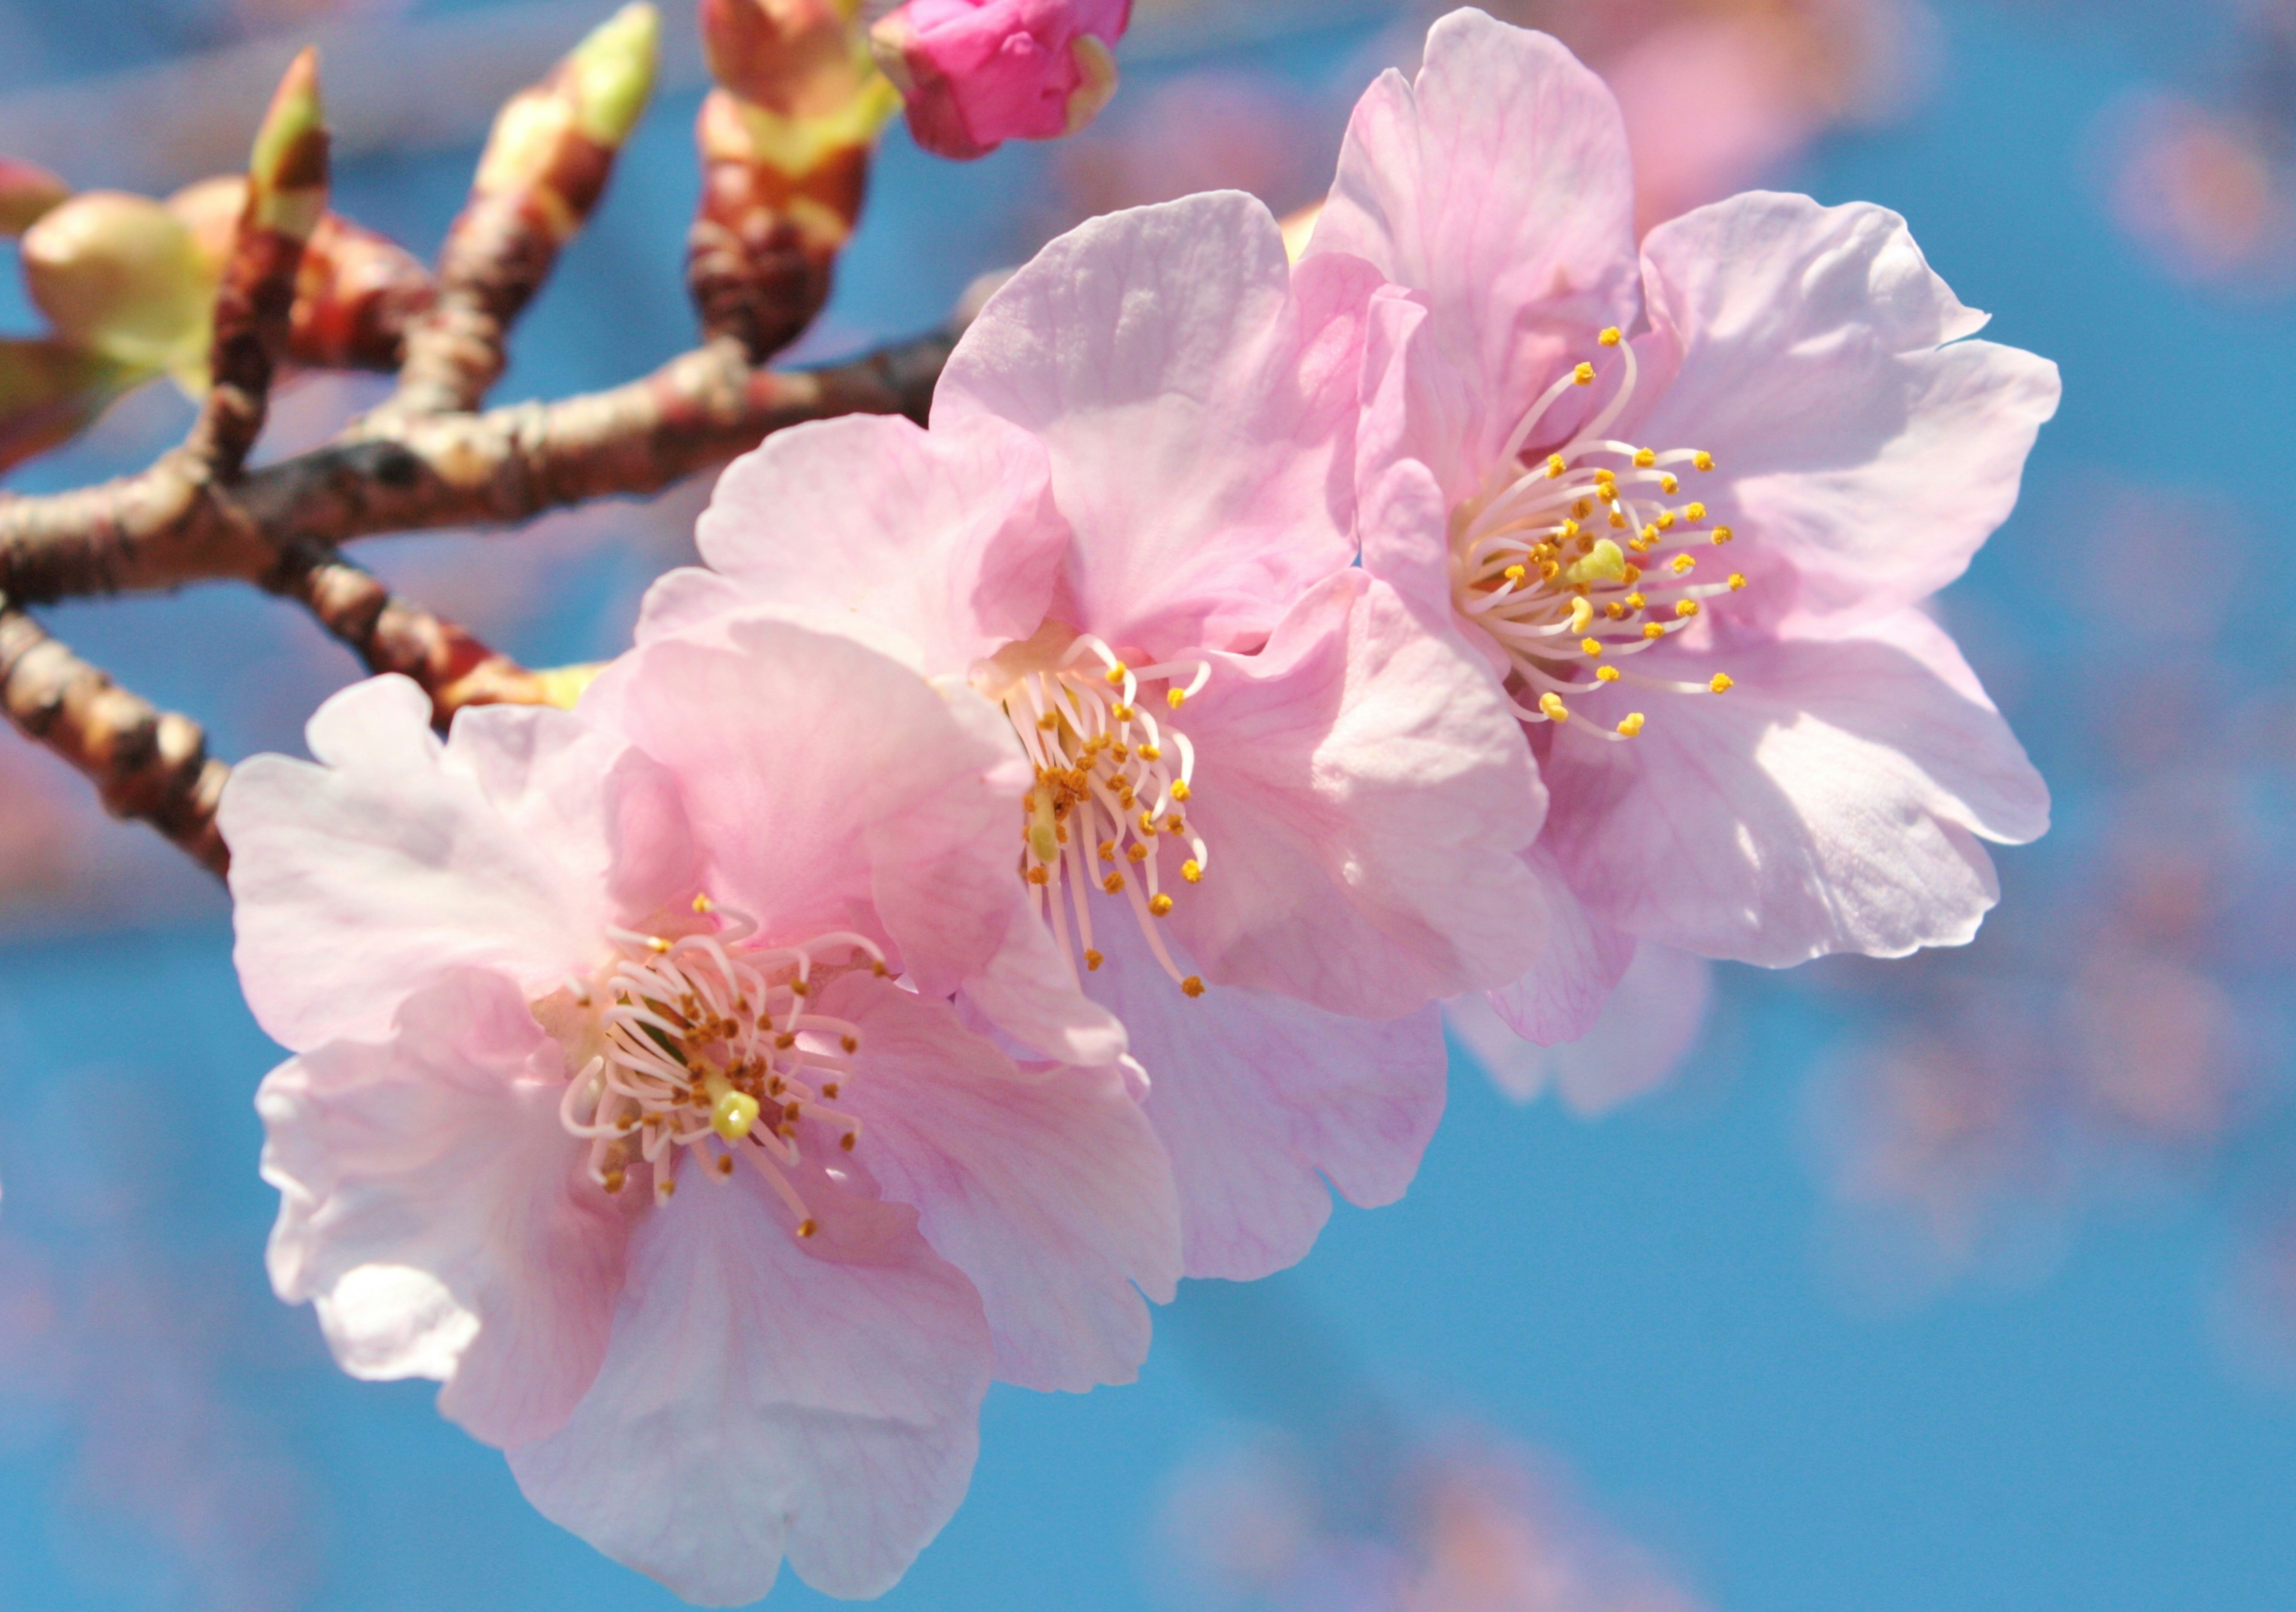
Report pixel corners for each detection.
[871,0,1128,161]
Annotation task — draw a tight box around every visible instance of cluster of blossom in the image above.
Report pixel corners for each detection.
[218,8,2055,1602]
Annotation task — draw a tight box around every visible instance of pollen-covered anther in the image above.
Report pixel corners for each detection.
[1540,692,1570,722]
[1149,893,1174,917]
[1598,326,1623,347]
[1084,947,1104,971]
[1181,976,1206,999]
[1182,859,1203,884]
[1596,665,1622,683]
[1617,713,1645,737]
[1709,673,1735,694]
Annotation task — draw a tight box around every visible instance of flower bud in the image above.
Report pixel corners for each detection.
[700,0,883,120]
[0,337,132,473]
[247,45,329,243]
[0,159,69,238]
[19,192,209,375]
[474,2,660,231]
[871,0,1128,161]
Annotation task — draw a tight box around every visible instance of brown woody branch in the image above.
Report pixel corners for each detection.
[0,326,952,606]
[0,600,230,876]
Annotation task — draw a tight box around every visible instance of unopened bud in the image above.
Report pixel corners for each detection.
[871,0,1129,161]
[20,192,209,374]
[569,2,661,147]
[0,159,69,238]
[248,47,329,241]
[0,337,133,473]
[701,0,884,120]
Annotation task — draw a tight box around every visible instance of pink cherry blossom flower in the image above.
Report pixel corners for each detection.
[871,0,1129,161]
[650,190,1549,1277]
[1309,8,2059,1047]
[219,616,1181,1604]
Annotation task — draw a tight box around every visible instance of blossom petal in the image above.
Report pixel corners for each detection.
[1309,8,1639,469]
[825,975,1180,1394]
[1632,193,2062,622]
[1086,917,1446,1281]
[258,969,628,1449]
[1541,608,2050,963]
[936,191,1382,658]
[1482,842,1637,1045]
[590,615,1019,980]
[508,1161,991,1606]
[1451,942,1710,1115]
[692,411,1064,676]
[221,677,679,1049]
[1170,569,1547,1017]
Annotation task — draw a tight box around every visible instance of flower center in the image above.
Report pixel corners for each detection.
[980,627,1214,998]
[553,895,887,1237]
[1449,328,1745,740]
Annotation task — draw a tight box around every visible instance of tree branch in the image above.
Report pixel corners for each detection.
[0,600,230,877]
[0,326,952,605]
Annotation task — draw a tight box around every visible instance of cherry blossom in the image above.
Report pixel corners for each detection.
[1311,7,2059,1046]
[871,0,1129,160]
[650,190,1547,1277]
[219,620,1181,1604]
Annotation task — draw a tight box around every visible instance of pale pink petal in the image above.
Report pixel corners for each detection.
[508,1161,992,1605]
[960,899,1129,1067]
[692,411,1065,676]
[1085,917,1446,1281]
[935,192,1382,658]
[590,615,1016,976]
[1356,286,1489,623]
[823,973,1179,1393]
[1541,609,2050,964]
[1482,842,1636,1045]
[221,677,683,1050]
[258,969,627,1449]
[1450,942,1711,1116]
[1170,569,1547,1018]
[1309,8,1639,470]
[1631,193,2062,622]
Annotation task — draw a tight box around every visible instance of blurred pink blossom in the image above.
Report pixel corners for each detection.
[873,0,1132,159]
[2103,91,2296,289]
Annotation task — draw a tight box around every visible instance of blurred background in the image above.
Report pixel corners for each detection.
[0,1,2292,1607]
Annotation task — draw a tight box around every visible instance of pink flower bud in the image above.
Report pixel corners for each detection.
[871,0,1128,161]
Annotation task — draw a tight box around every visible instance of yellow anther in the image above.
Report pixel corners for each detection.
[1573,499,1593,519]
[1149,893,1174,917]
[1171,780,1192,802]
[1729,573,1747,591]
[1569,596,1594,633]
[872,960,889,977]
[1565,538,1628,587]
[1605,602,1628,621]
[1182,860,1204,884]
[1540,560,1562,581]
[646,936,671,954]
[1596,665,1621,683]
[841,1132,858,1153]
[1634,448,1657,469]
[659,1180,677,1201]
[1581,637,1604,657]
[1167,689,1186,710]
[1672,554,1696,576]
[1573,362,1595,385]
[1711,525,1735,544]
[1167,814,1187,834]
[602,1170,627,1194]
[1676,600,1700,619]
[1181,976,1206,999]
[1656,511,1677,530]
[1085,948,1104,971]
[1504,564,1528,584]
[1685,502,1707,523]
[1559,518,1581,541]
[1098,840,1118,862]
[1622,564,1644,584]
[1709,673,1735,694]
[1608,511,1628,529]
[711,1089,762,1143]
[797,1217,818,1239]
[692,894,715,914]
[1617,712,1646,737]
[1598,326,1623,347]
[1111,704,1135,722]
[1547,453,1567,478]
[716,1154,734,1178]
[1643,623,1666,640]
[1025,866,1052,886]
[1138,744,1161,761]
[1660,474,1680,495]
[1540,692,1570,722]
[1625,591,1646,610]
[1128,842,1150,863]
[841,1035,858,1054]
[1138,811,1157,836]
[1693,451,1715,471]
[1104,664,1128,686]
[1641,524,1659,544]
[1102,871,1126,895]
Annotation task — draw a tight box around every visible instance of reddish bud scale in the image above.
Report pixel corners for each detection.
[289,216,436,372]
